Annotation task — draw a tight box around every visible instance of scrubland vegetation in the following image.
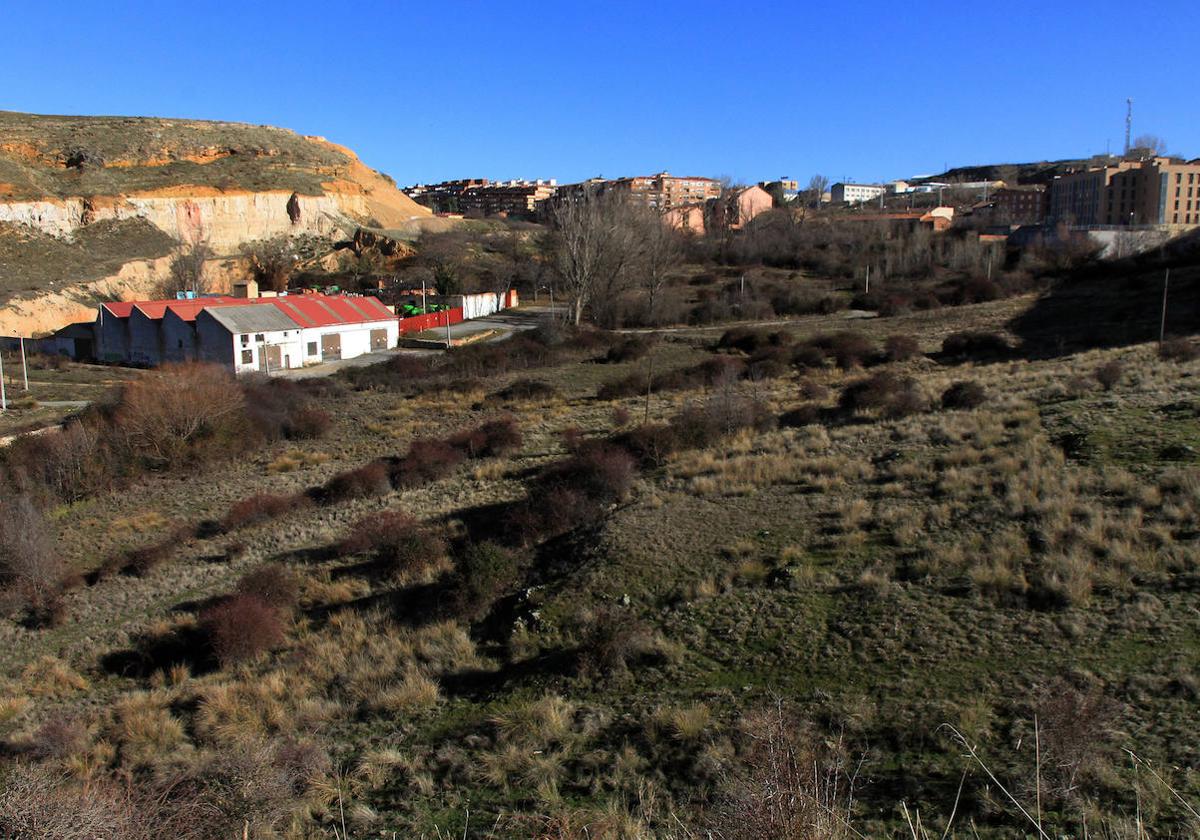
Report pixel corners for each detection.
[1,242,1199,838]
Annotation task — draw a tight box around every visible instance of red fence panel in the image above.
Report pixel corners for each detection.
[398,307,465,336]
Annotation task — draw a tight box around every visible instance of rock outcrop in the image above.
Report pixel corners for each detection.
[0,111,436,334]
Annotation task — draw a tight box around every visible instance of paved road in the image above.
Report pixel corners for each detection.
[278,306,560,379]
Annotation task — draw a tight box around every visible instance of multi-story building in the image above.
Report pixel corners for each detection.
[402,179,488,213]
[1048,161,1140,225]
[709,185,774,230]
[1107,158,1200,226]
[830,182,887,204]
[606,172,723,210]
[989,186,1049,225]
[459,180,558,217]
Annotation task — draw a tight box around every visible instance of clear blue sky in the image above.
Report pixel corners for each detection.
[4,0,1197,186]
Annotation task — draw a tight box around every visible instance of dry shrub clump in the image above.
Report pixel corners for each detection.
[236,563,300,613]
[337,511,448,580]
[941,380,988,410]
[0,495,67,627]
[941,330,1010,361]
[223,492,310,530]
[839,372,925,418]
[200,594,286,666]
[313,459,391,505]
[1094,360,1123,391]
[884,333,921,362]
[1159,336,1199,362]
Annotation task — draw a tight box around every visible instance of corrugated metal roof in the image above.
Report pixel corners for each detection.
[101,294,394,329]
[203,304,299,334]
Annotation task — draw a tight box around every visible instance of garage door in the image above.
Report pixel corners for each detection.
[259,345,282,373]
[320,333,342,361]
[370,329,388,350]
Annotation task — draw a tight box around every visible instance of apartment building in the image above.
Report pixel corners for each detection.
[1108,158,1200,226]
[1048,158,1200,226]
[459,180,558,217]
[403,179,488,213]
[989,186,1049,225]
[607,172,722,209]
[830,182,886,204]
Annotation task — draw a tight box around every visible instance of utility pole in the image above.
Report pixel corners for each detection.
[0,350,6,411]
[1159,268,1170,345]
[445,309,452,349]
[421,278,428,314]
[865,264,870,295]
[19,337,28,391]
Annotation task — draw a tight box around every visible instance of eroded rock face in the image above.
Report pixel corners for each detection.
[0,111,436,333]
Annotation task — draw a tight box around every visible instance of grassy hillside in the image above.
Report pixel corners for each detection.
[1,297,1199,838]
[0,111,353,199]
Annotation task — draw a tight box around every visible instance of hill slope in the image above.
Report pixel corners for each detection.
[0,111,434,333]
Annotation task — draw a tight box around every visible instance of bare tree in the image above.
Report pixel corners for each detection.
[159,237,214,298]
[1131,134,1167,157]
[241,237,299,293]
[625,203,684,324]
[806,174,830,209]
[0,494,64,625]
[548,188,639,325]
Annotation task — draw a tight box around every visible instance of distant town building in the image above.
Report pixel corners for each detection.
[460,180,558,217]
[403,179,489,213]
[979,186,1049,225]
[606,172,723,210]
[709,185,774,230]
[759,179,800,201]
[1049,157,1200,226]
[830,182,886,204]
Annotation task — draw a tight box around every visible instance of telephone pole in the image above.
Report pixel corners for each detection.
[1159,268,1170,345]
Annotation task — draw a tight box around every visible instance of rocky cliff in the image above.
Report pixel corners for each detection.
[0,111,435,334]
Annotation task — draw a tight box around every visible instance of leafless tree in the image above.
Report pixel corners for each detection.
[241,236,299,293]
[161,237,213,298]
[627,203,684,324]
[1131,134,1167,157]
[0,494,64,624]
[548,188,640,325]
[115,363,247,466]
[806,174,830,208]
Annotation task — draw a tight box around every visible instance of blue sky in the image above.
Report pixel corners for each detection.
[4,1,1197,186]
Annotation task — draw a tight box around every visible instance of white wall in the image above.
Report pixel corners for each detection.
[297,319,399,366]
[231,328,306,375]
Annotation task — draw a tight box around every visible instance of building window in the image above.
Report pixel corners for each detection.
[255,334,265,342]
[241,350,253,365]
[241,334,249,346]
[307,341,318,356]
[177,339,184,349]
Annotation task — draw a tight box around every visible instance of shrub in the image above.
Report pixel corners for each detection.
[884,334,920,362]
[453,541,520,620]
[285,406,332,439]
[224,493,308,530]
[1159,337,1200,362]
[941,381,988,410]
[941,330,1010,360]
[611,406,631,427]
[540,446,636,506]
[489,379,558,403]
[0,495,66,627]
[790,344,827,370]
[1094,360,1123,391]
[317,460,391,504]
[201,594,284,666]
[746,346,792,380]
[779,405,822,427]
[337,511,446,578]
[797,379,829,401]
[717,328,792,355]
[840,372,925,418]
[447,417,523,459]
[603,336,655,364]
[122,539,176,577]
[391,440,465,487]
[813,331,874,370]
[236,564,300,612]
[611,423,680,468]
[575,607,659,676]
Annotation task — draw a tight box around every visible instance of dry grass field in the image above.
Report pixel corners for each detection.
[0,290,1198,838]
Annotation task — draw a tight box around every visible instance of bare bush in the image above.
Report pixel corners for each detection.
[940,381,988,410]
[201,594,285,666]
[839,373,925,418]
[883,334,920,362]
[1094,360,1123,391]
[236,563,300,613]
[115,364,246,467]
[0,495,65,626]
[1159,337,1199,362]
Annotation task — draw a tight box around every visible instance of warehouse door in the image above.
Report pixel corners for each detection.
[320,333,342,361]
[370,329,388,350]
[260,345,282,373]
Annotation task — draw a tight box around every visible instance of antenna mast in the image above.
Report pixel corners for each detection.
[1124,98,1133,156]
